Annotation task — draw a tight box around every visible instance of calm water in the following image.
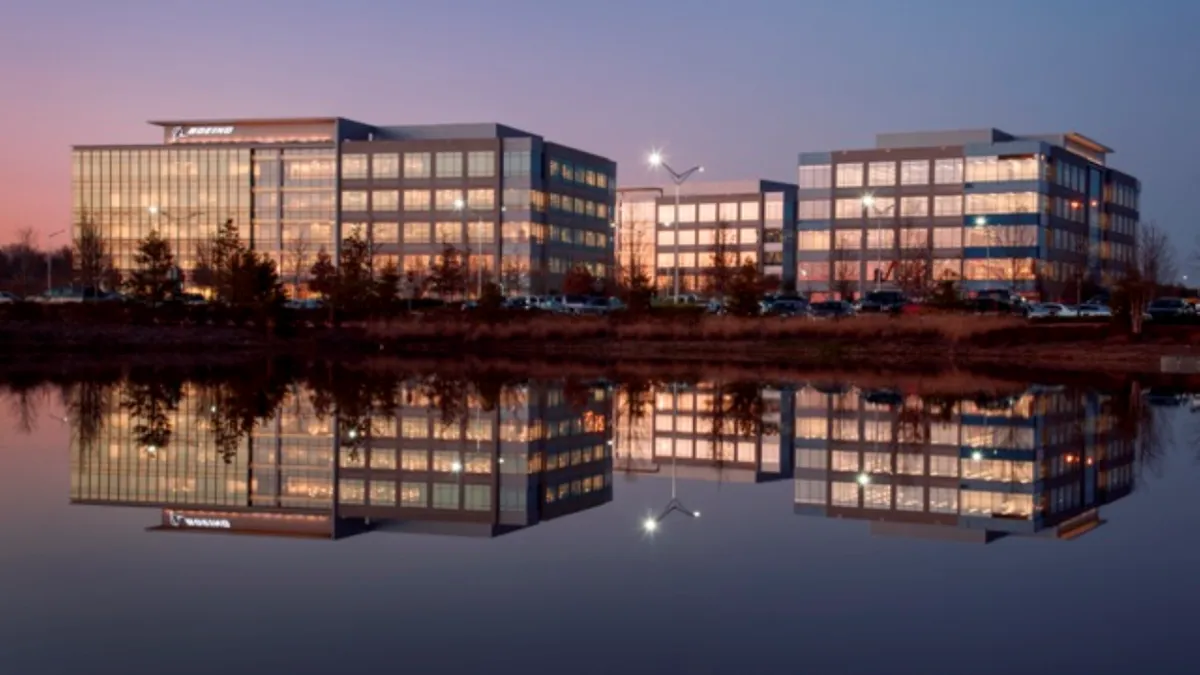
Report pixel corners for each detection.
[1,366,1198,675]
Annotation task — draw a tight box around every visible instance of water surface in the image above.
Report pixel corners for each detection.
[1,368,1197,675]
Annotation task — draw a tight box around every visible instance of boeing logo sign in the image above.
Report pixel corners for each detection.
[170,125,235,141]
[166,510,232,529]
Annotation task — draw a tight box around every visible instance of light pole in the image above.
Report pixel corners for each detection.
[974,216,990,289]
[860,194,896,293]
[453,199,505,300]
[46,229,66,294]
[648,151,703,299]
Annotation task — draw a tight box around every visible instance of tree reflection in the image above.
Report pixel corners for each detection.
[120,379,183,453]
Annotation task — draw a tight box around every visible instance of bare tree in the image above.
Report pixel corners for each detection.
[1139,221,1177,287]
[895,224,933,298]
[705,221,737,299]
[500,257,528,296]
[75,215,107,289]
[284,234,311,297]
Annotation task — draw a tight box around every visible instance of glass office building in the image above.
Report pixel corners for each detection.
[71,118,616,297]
[796,129,1140,301]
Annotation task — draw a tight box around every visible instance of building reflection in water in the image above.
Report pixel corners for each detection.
[791,385,1136,543]
[68,373,1143,544]
[612,380,1138,543]
[69,379,614,540]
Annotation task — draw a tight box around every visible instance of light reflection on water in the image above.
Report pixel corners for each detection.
[1,366,1197,675]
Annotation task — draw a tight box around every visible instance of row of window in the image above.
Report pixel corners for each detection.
[806,159,967,189]
[337,188,609,220]
[658,201,761,224]
[796,448,1036,479]
[797,225,1038,251]
[657,228,759,247]
[795,481,1035,517]
[543,472,611,504]
[964,155,1042,183]
[656,252,757,269]
[548,159,612,191]
[342,151,498,180]
[795,258,1040,283]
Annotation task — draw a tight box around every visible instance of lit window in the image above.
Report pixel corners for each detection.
[371,190,399,212]
[799,164,832,189]
[435,152,463,178]
[435,189,463,211]
[341,154,368,180]
[933,158,964,184]
[403,190,431,211]
[404,152,431,179]
[932,195,962,217]
[698,203,717,222]
[341,191,368,211]
[740,201,760,221]
[836,163,864,188]
[899,160,929,185]
[371,153,400,180]
[900,196,928,218]
[467,151,495,178]
[868,161,896,186]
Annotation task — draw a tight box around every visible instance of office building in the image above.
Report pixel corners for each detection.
[70,118,616,297]
[617,180,798,294]
[796,129,1141,301]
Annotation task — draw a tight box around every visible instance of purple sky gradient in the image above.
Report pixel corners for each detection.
[1,0,1197,267]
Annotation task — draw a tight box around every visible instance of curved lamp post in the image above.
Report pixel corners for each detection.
[648,151,703,299]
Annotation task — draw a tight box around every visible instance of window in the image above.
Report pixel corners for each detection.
[678,204,696,223]
[929,487,958,513]
[835,230,861,250]
[403,222,430,243]
[900,196,928,218]
[467,220,494,243]
[341,190,368,211]
[467,188,494,210]
[677,230,696,246]
[502,150,531,177]
[797,261,829,281]
[799,164,832,189]
[900,228,928,249]
[341,154,368,179]
[866,229,894,249]
[658,205,676,225]
[435,189,463,210]
[933,195,962,217]
[799,200,831,220]
[864,196,894,217]
[400,482,427,506]
[831,482,859,507]
[932,228,962,248]
[371,190,399,212]
[435,221,462,242]
[464,485,491,511]
[656,252,674,269]
[896,454,924,475]
[764,200,784,221]
[719,202,739,221]
[432,484,458,509]
[900,160,929,185]
[868,161,896,186]
[934,158,964,184]
[370,153,400,180]
[835,198,863,219]
[863,484,892,510]
[373,222,400,243]
[698,203,717,222]
[741,201,760,221]
[798,230,830,250]
[404,152,431,178]
[795,480,828,505]
[836,163,863,188]
[404,189,431,211]
[964,192,1038,215]
[896,485,924,511]
[467,151,495,177]
[739,228,758,245]
[657,230,675,246]
[435,152,463,178]
[370,480,397,506]
[965,156,1040,182]
[338,479,365,504]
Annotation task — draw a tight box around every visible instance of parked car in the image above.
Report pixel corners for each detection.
[1075,303,1112,319]
[809,300,855,319]
[284,298,325,311]
[761,298,809,317]
[535,296,568,313]
[968,297,1022,315]
[0,292,17,304]
[503,295,542,310]
[665,293,703,306]
[1027,303,1077,320]
[1147,297,1193,321]
[705,298,726,315]
[858,290,907,313]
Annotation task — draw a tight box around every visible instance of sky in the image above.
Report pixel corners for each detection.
[1,0,1197,264]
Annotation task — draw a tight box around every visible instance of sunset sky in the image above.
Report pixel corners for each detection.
[1,0,1196,266]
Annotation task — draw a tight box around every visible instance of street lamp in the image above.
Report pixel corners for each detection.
[973,216,990,289]
[860,193,896,292]
[453,198,505,300]
[641,385,701,535]
[648,150,704,299]
[46,229,66,294]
